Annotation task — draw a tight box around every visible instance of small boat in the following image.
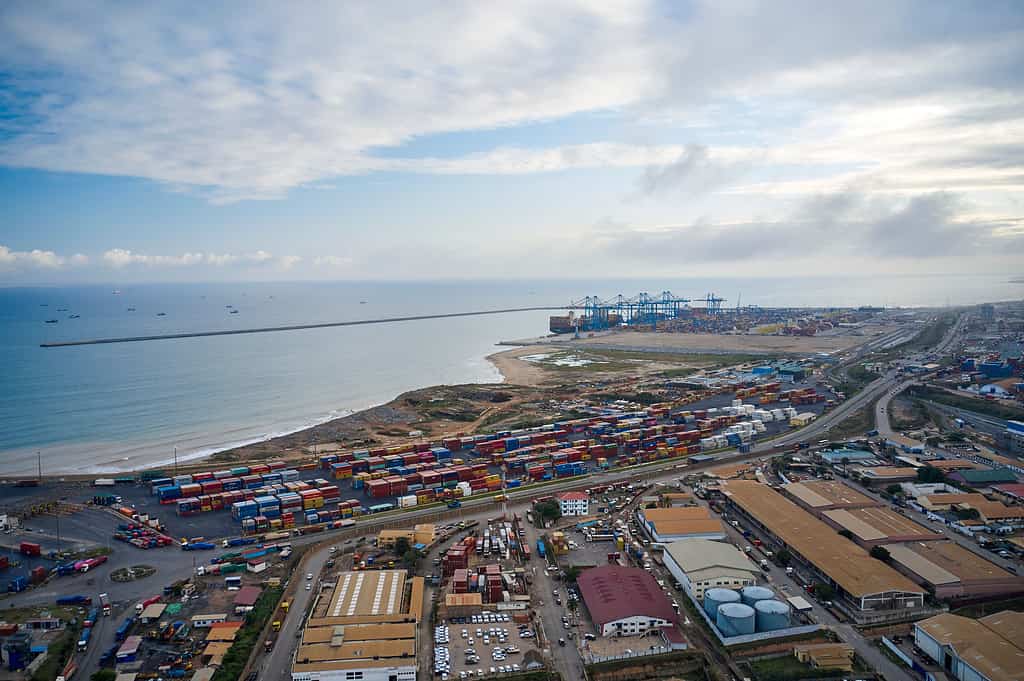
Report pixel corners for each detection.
[68,314,81,319]
[127,307,136,312]
[156,312,167,316]
[57,308,68,312]
[40,304,48,307]
[230,309,239,314]
[45,319,58,324]
[225,305,233,308]
[112,289,121,295]
[359,300,367,304]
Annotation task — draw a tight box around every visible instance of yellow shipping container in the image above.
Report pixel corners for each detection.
[452,458,465,465]
[484,474,501,484]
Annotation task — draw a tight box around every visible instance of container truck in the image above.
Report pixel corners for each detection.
[57,595,92,606]
[77,627,91,651]
[99,593,111,616]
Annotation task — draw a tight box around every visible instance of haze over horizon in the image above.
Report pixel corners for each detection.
[2,1,1023,284]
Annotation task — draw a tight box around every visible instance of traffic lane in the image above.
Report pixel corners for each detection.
[262,545,334,679]
[521,522,579,681]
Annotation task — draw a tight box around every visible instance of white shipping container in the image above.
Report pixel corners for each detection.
[94,478,116,487]
[731,399,742,407]
[399,495,418,508]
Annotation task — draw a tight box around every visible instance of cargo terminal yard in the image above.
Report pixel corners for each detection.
[5,303,1024,681]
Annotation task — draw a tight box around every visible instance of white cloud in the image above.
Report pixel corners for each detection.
[0,245,87,269]
[312,255,352,267]
[1,1,1017,202]
[101,249,293,269]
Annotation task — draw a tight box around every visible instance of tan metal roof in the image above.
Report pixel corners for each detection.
[785,481,880,509]
[823,507,941,543]
[822,510,887,541]
[297,638,415,663]
[301,622,416,644]
[886,544,960,586]
[916,612,1024,681]
[722,480,923,599]
[900,541,1019,582]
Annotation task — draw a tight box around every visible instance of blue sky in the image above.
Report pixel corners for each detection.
[1,1,1023,282]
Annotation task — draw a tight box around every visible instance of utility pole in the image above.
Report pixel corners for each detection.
[36,451,41,482]
[174,447,178,476]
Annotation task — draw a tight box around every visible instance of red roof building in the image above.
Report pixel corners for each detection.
[232,586,262,613]
[577,565,677,637]
[556,491,589,517]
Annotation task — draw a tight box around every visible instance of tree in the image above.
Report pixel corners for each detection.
[870,545,891,562]
[393,536,411,557]
[841,457,851,476]
[775,549,791,567]
[917,467,946,484]
[92,670,117,681]
[886,484,903,497]
[535,500,562,523]
[813,583,835,601]
[562,565,583,583]
[838,529,854,540]
[955,507,980,521]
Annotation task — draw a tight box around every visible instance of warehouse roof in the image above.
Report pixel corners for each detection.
[647,518,725,539]
[822,507,941,543]
[951,469,1019,484]
[642,507,713,521]
[919,493,989,508]
[301,622,416,644]
[925,459,989,471]
[297,638,415,663]
[856,467,920,479]
[232,586,262,607]
[664,539,759,578]
[722,481,922,599]
[916,611,1024,681]
[891,541,1019,583]
[577,565,676,627]
[140,603,166,619]
[326,570,406,618]
[785,481,880,510]
[992,483,1024,500]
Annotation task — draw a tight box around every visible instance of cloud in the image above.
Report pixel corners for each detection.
[592,191,1022,264]
[312,255,352,267]
[0,245,89,269]
[101,249,293,268]
[638,144,747,196]
[0,1,1020,201]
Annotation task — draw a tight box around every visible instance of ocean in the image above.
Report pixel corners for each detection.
[1,275,1019,475]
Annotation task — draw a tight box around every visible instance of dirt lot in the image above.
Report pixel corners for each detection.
[533,327,893,355]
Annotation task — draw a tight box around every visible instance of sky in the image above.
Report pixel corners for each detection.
[1,0,1023,283]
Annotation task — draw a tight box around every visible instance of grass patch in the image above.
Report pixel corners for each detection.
[747,655,846,681]
[211,586,283,681]
[31,624,79,681]
[825,395,881,440]
[907,385,1024,422]
[889,397,932,431]
[585,348,766,367]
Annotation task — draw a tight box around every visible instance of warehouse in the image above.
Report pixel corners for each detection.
[784,480,881,512]
[663,539,761,599]
[820,507,943,546]
[577,565,678,638]
[948,468,1020,489]
[855,467,920,485]
[887,541,1024,600]
[637,507,725,543]
[722,481,925,618]
[914,610,1024,681]
[292,570,422,681]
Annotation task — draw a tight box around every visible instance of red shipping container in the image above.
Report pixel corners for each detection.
[192,471,215,483]
[19,542,41,556]
[201,480,224,495]
[268,460,286,470]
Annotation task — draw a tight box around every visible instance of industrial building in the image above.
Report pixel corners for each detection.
[576,565,678,638]
[914,610,1024,681]
[722,481,925,619]
[663,538,761,599]
[784,480,882,512]
[556,491,590,517]
[637,507,725,543]
[948,468,1020,489]
[376,524,435,549]
[855,467,921,485]
[886,541,1024,600]
[819,507,944,546]
[1006,420,1024,454]
[292,570,423,681]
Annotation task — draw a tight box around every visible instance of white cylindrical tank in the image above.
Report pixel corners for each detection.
[754,599,791,631]
[703,588,740,618]
[716,602,756,636]
[741,585,775,606]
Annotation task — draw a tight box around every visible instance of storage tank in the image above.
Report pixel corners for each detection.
[740,585,775,606]
[716,602,756,636]
[703,588,740,618]
[754,599,791,632]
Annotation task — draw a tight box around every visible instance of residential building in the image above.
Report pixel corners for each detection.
[556,491,589,517]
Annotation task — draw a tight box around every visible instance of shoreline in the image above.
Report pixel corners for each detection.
[1,345,547,480]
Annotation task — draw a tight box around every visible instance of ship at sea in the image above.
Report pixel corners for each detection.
[548,310,622,334]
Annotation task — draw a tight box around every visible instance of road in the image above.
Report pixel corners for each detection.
[47,321,942,680]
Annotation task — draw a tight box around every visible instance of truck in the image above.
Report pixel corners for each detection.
[264,638,274,652]
[536,540,546,559]
[99,593,111,616]
[182,541,216,551]
[77,627,91,651]
[19,542,41,557]
[57,595,92,606]
[447,500,462,509]
[84,607,100,628]
[221,536,259,548]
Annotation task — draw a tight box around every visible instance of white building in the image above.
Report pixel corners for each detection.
[556,491,589,517]
[663,538,761,599]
